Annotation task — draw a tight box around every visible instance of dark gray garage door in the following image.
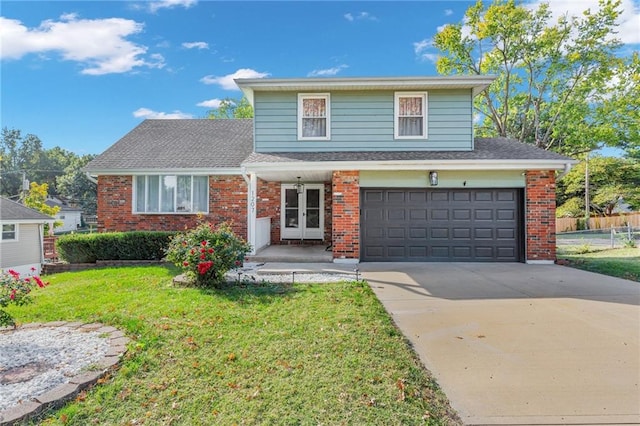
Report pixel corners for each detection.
[361,188,523,262]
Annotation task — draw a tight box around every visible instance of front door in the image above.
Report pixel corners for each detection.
[281,184,324,240]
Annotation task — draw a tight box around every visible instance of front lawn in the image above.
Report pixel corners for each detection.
[557,246,640,282]
[8,266,459,425]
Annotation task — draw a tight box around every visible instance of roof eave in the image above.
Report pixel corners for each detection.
[85,167,244,176]
[243,159,575,172]
[236,75,497,105]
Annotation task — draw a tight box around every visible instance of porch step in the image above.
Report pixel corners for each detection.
[247,245,333,263]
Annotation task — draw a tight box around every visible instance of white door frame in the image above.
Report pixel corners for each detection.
[280,183,324,240]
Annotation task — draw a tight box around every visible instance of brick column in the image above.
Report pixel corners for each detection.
[525,170,556,263]
[332,171,360,262]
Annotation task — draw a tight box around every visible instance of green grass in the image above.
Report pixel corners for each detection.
[8,266,459,425]
[557,246,640,282]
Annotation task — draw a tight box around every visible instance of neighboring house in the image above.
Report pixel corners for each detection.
[0,197,54,275]
[45,197,84,233]
[85,76,576,264]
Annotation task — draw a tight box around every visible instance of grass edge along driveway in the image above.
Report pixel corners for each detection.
[557,246,640,282]
[8,265,460,425]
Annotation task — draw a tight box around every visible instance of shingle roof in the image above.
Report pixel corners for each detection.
[0,197,54,221]
[242,138,575,164]
[85,119,253,172]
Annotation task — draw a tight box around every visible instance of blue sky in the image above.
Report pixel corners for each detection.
[2,0,639,156]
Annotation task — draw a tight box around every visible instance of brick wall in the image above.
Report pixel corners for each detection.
[256,179,281,242]
[97,175,248,238]
[525,170,556,262]
[332,171,360,261]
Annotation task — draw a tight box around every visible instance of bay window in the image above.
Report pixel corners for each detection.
[134,175,208,213]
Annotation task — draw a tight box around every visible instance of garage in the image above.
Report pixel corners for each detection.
[361,188,523,262]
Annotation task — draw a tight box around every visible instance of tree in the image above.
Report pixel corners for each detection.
[556,156,640,217]
[207,97,253,119]
[23,182,62,231]
[433,0,638,157]
[56,155,97,215]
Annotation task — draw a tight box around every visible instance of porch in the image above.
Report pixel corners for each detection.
[247,244,333,263]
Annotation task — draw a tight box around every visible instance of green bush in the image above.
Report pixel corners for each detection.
[56,232,175,263]
[165,222,251,288]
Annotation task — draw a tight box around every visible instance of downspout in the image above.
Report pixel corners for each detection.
[556,163,573,180]
[85,172,98,184]
[241,167,256,255]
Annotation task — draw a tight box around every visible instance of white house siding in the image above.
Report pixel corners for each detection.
[0,223,43,275]
[55,210,83,233]
[253,89,473,152]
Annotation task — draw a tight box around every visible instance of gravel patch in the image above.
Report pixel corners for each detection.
[0,326,110,412]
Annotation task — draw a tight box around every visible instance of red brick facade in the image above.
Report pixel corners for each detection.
[97,175,247,238]
[331,171,360,261]
[525,170,556,262]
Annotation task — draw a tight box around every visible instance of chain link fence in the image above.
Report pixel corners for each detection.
[557,225,640,249]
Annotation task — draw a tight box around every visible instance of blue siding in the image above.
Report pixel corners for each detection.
[254,90,473,152]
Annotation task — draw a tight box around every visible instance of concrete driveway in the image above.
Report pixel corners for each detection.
[359,263,640,425]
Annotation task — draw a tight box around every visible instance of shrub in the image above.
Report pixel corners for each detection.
[165,222,251,288]
[0,269,48,327]
[57,232,175,263]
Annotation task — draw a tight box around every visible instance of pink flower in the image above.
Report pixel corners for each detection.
[234,260,241,266]
[31,267,37,272]
[8,270,20,279]
[201,241,207,246]
[200,248,206,253]
[10,290,16,300]
[200,254,206,260]
[34,276,46,288]
[183,261,189,267]
[197,261,214,275]
[208,248,214,254]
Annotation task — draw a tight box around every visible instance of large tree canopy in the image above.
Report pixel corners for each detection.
[433,0,639,157]
[207,96,254,119]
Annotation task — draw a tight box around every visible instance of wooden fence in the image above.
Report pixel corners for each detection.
[556,212,640,233]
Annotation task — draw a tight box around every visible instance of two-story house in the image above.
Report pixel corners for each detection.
[85,76,575,263]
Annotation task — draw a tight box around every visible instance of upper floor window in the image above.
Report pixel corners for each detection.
[134,175,209,214]
[2,224,16,241]
[298,94,330,140]
[395,92,428,139]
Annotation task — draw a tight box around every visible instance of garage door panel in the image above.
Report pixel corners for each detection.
[388,227,405,239]
[361,188,522,262]
[431,209,449,220]
[453,209,471,220]
[409,228,427,239]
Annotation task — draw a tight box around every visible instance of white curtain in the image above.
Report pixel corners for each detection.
[398,97,423,137]
[302,98,326,137]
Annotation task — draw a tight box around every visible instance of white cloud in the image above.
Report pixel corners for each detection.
[133,108,193,119]
[200,68,270,90]
[444,9,454,16]
[413,39,438,63]
[0,15,164,75]
[344,11,378,22]
[182,41,209,49]
[307,64,348,77]
[196,98,223,108]
[525,0,640,44]
[148,0,197,13]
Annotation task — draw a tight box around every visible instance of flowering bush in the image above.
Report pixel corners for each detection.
[166,222,251,288]
[0,268,48,327]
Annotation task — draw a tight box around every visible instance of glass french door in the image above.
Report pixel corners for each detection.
[281,184,324,240]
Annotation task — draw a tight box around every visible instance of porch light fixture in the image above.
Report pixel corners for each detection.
[429,171,438,186]
[295,177,305,194]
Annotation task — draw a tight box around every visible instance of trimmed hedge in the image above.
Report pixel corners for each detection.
[56,231,176,263]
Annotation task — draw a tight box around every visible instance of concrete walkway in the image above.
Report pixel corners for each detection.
[358,263,640,425]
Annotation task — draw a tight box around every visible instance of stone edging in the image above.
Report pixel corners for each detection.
[0,322,129,425]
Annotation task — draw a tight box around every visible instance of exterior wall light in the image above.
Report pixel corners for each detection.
[429,171,438,186]
[295,176,305,194]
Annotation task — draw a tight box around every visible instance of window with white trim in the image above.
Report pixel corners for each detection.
[134,175,209,213]
[394,92,428,139]
[2,224,16,241]
[298,93,330,140]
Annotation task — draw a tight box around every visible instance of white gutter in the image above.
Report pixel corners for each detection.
[84,168,243,176]
[556,162,574,179]
[244,159,576,172]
